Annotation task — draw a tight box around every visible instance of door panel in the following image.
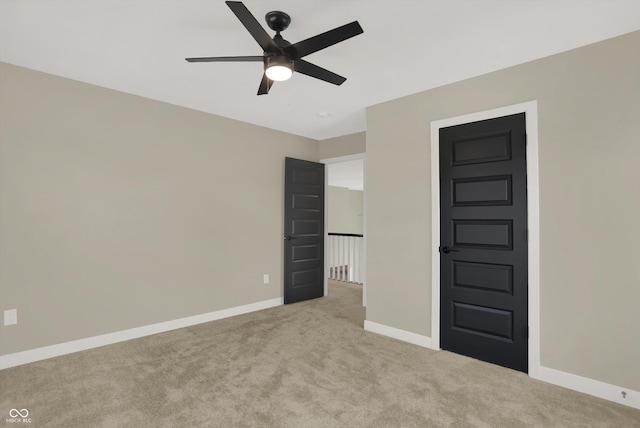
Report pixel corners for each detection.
[291,245,320,262]
[451,131,512,165]
[292,219,320,235]
[453,261,513,294]
[284,157,325,304]
[452,302,513,340]
[452,175,512,206]
[453,220,513,249]
[440,113,528,372]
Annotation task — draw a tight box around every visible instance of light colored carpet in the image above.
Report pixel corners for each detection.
[1,280,638,427]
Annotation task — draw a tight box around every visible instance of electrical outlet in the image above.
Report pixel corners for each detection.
[263,274,269,285]
[4,309,17,326]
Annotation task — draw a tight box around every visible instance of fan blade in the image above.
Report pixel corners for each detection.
[185,56,263,62]
[257,74,274,95]
[226,1,279,52]
[285,21,363,59]
[294,60,346,85]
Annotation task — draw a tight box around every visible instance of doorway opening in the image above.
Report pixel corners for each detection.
[321,153,367,307]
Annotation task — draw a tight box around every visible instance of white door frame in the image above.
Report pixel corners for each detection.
[321,153,367,306]
[430,101,540,376]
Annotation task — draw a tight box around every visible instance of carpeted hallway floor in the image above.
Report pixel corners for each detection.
[1,280,638,427]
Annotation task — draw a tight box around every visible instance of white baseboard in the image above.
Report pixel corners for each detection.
[534,366,640,410]
[364,320,436,350]
[0,297,283,370]
[364,321,639,410]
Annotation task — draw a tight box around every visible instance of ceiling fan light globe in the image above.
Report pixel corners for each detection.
[266,65,293,81]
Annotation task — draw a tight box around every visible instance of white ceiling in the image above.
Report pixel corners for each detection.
[1,0,639,140]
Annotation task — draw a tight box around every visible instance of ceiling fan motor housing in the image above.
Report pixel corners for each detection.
[265,54,293,69]
[265,54,294,81]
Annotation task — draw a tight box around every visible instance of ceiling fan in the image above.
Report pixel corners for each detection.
[186,1,364,95]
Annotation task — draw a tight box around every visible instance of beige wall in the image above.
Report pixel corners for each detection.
[319,132,366,159]
[366,31,640,390]
[328,186,363,235]
[0,63,318,355]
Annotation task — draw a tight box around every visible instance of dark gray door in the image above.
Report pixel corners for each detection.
[439,113,528,372]
[284,157,325,304]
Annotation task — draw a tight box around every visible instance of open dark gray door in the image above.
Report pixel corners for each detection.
[284,157,325,304]
[440,113,528,372]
